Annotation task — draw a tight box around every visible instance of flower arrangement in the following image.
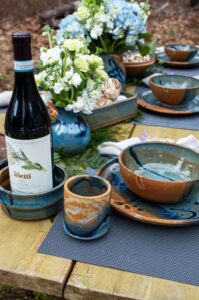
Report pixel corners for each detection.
[35,27,109,114]
[56,0,152,55]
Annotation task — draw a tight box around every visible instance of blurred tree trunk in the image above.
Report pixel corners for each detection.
[190,0,199,6]
[0,0,71,19]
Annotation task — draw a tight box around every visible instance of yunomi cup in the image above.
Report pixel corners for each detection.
[64,175,111,239]
[149,75,199,107]
[165,44,198,62]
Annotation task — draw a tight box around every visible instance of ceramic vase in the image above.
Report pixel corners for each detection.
[52,108,91,155]
[101,54,126,86]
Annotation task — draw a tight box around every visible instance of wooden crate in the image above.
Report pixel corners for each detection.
[82,93,137,130]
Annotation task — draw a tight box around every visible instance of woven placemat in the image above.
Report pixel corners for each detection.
[39,211,199,286]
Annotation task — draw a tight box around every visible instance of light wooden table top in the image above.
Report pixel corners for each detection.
[0,111,199,299]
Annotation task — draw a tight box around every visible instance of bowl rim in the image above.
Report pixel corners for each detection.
[149,74,199,90]
[0,164,66,197]
[164,44,198,52]
[124,57,156,66]
[64,174,111,200]
[119,141,199,184]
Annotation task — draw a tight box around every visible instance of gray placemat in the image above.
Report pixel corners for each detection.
[132,64,199,130]
[39,211,199,286]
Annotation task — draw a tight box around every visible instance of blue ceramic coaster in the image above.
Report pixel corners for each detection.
[63,216,110,240]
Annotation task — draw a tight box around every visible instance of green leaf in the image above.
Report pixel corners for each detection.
[138,32,152,40]
[149,40,157,56]
[136,42,151,57]
[96,47,105,55]
[22,165,34,170]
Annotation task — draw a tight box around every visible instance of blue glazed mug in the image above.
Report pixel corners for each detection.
[64,175,111,240]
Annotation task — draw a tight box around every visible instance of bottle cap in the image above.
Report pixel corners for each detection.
[12,32,32,61]
[12,32,31,44]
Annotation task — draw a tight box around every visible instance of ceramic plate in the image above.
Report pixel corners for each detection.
[157,51,199,68]
[0,133,7,169]
[97,159,199,226]
[138,90,199,115]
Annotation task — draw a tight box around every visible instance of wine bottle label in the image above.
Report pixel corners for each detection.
[14,60,33,72]
[5,135,53,194]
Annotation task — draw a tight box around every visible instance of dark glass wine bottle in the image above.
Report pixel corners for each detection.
[4,32,53,194]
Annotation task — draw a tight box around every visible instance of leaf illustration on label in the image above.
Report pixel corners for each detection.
[7,143,46,171]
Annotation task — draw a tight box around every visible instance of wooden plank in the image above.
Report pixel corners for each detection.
[0,208,73,296]
[64,263,199,300]
[64,125,199,300]
[131,124,199,141]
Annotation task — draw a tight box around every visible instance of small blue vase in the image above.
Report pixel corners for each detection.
[52,109,91,155]
[101,54,126,86]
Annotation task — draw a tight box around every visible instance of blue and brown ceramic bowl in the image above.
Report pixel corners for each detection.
[64,175,111,239]
[0,164,66,220]
[119,142,199,203]
[165,44,198,61]
[149,75,199,107]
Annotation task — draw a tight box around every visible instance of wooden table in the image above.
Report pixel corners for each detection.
[0,113,199,300]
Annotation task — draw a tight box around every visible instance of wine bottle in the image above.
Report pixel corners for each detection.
[4,32,53,194]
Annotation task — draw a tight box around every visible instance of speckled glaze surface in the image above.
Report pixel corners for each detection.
[98,158,199,226]
[138,90,199,115]
[149,75,199,107]
[125,58,155,76]
[157,51,199,68]
[64,175,111,239]
[165,44,198,62]
[0,164,66,220]
[101,54,126,86]
[52,109,91,155]
[119,142,199,203]
[0,133,7,170]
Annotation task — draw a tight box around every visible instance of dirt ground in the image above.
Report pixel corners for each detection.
[0,1,199,91]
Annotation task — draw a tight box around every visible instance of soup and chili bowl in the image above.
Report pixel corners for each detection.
[149,74,199,107]
[164,44,198,62]
[119,142,199,204]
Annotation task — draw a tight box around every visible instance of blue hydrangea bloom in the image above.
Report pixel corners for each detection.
[57,14,86,43]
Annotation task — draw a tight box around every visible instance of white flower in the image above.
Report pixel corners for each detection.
[40,46,61,65]
[77,6,90,21]
[40,91,52,105]
[95,13,107,23]
[64,69,74,80]
[48,75,54,82]
[71,73,82,87]
[85,18,92,30]
[53,82,64,94]
[90,25,103,40]
[65,57,72,67]
[35,71,47,86]
[64,39,84,52]
[86,79,95,90]
[86,54,104,69]
[107,21,114,30]
[66,97,85,113]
